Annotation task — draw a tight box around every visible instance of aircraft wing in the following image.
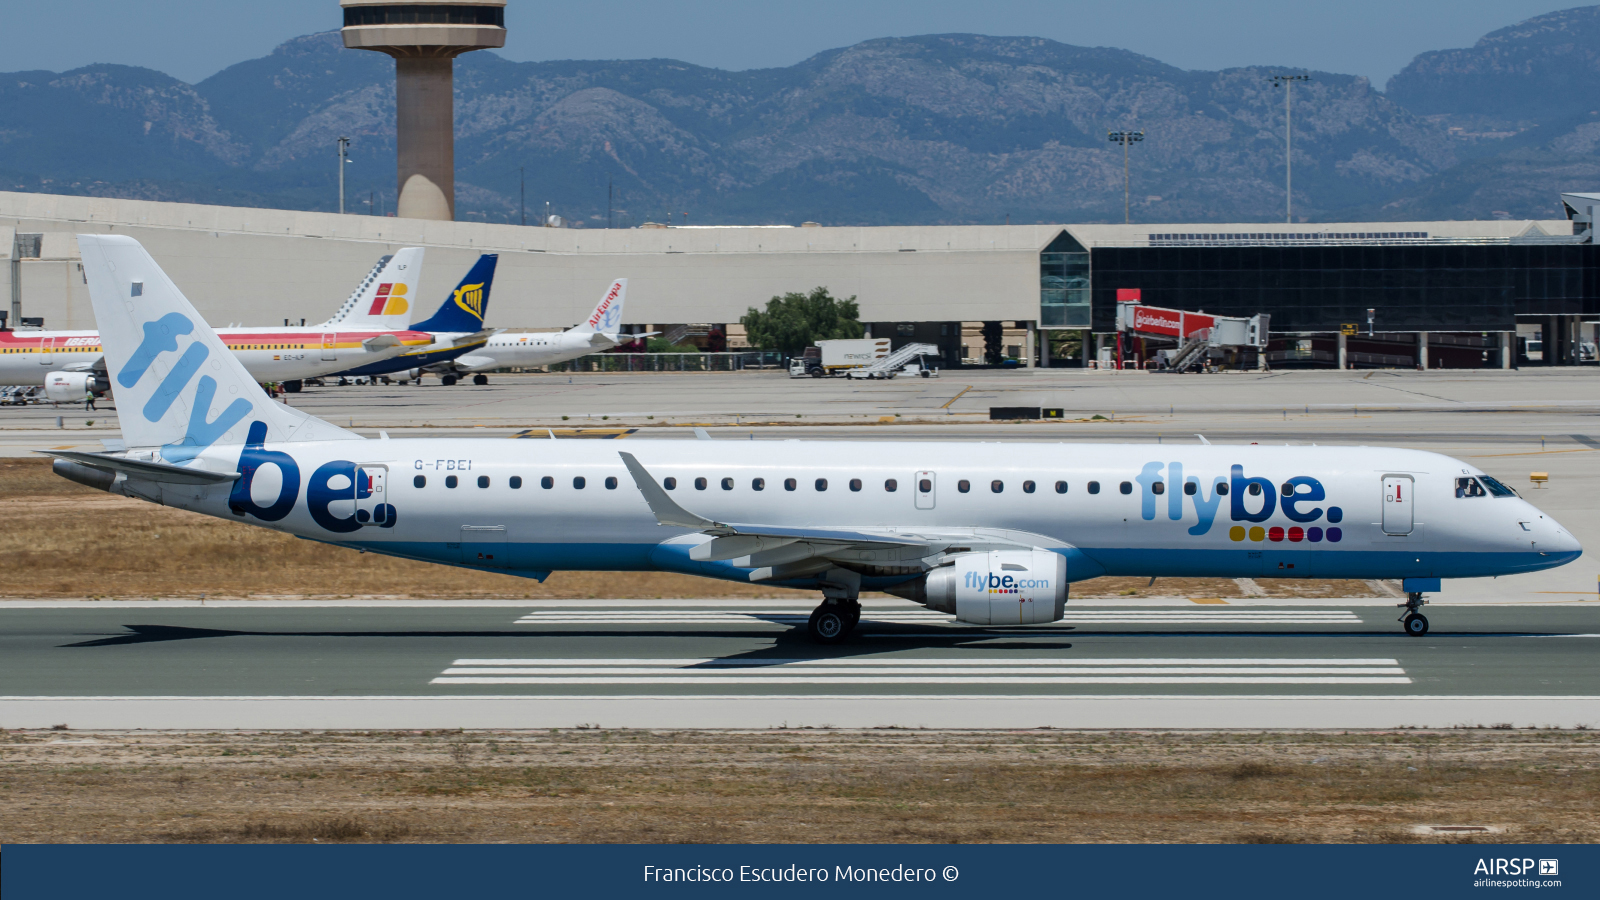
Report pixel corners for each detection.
[451,329,498,347]
[618,451,934,577]
[38,449,240,485]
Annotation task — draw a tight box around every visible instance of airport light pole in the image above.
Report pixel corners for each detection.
[336,136,351,214]
[1269,74,1309,223]
[1107,131,1144,224]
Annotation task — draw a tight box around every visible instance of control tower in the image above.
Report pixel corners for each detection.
[340,1,506,221]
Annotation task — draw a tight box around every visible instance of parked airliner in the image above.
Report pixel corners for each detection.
[48,236,1582,643]
[1,250,433,400]
[430,278,656,382]
[332,255,499,386]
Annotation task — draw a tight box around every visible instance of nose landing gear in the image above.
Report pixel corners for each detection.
[1399,591,1429,636]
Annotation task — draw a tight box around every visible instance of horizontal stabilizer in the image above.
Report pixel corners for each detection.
[38,449,239,485]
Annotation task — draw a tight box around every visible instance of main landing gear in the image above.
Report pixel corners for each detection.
[1399,591,1429,637]
[807,567,863,644]
[807,599,862,644]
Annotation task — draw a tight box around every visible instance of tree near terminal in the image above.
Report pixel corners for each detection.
[740,287,865,356]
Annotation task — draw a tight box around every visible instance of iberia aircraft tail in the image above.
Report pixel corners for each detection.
[318,247,424,330]
[76,234,358,461]
[569,278,626,334]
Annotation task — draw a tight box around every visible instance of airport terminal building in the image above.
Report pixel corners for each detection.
[2,190,1596,369]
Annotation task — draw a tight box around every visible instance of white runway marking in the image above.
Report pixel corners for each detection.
[430,657,1410,686]
[512,609,1365,626]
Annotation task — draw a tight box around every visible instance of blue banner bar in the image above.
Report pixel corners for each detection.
[3,844,1592,899]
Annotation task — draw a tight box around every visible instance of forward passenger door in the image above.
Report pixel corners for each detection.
[1382,475,1414,536]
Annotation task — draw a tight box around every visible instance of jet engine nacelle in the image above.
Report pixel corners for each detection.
[403,369,422,381]
[906,549,1067,625]
[44,371,108,403]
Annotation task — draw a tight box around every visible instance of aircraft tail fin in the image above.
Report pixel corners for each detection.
[414,254,497,333]
[318,247,424,330]
[569,278,626,334]
[76,234,360,460]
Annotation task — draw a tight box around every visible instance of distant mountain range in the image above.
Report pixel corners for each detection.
[3,6,1600,226]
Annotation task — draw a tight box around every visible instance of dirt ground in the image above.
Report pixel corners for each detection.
[0,458,1383,601]
[2,729,1595,844]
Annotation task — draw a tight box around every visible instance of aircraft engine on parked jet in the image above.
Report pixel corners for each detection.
[44,371,109,403]
[888,549,1067,625]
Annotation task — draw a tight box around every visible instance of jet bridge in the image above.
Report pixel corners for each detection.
[1115,300,1269,372]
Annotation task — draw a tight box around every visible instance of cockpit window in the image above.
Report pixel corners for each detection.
[1454,476,1487,498]
[1477,475,1517,497]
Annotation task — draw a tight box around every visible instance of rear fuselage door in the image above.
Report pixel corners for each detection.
[915,471,936,510]
[1382,475,1414,535]
[322,332,338,361]
[39,337,54,365]
[355,465,390,526]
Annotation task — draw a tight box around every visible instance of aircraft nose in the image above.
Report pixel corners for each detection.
[1530,512,1583,561]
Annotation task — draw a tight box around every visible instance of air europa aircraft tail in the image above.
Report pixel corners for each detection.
[569,278,626,334]
[318,247,424,330]
[76,234,358,460]
[414,254,498,333]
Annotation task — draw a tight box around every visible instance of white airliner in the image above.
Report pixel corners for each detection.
[48,235,1583,643]
[0,249,432,400]
[409,278,651,385]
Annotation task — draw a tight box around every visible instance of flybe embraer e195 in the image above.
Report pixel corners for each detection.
[49,236,1582,642]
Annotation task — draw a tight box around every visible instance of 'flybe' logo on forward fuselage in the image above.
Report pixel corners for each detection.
[1134,462,1345,542]
[121,311,254,463]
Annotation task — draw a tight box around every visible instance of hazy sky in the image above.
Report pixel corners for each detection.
[0,0,1584,87]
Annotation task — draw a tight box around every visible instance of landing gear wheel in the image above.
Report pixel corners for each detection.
[473,373,488,385]
[808,606,850,644]
[441,375,458,386]
[1403,613,1429,636]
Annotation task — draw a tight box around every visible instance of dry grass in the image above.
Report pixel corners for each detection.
[2,729,1596,843]
[0,458,1381,601]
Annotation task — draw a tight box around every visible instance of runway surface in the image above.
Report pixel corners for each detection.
[3,600,1596,729]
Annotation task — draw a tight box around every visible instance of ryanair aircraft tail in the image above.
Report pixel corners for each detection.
[414,254,498,333]
[318,247,424,330]
[570,278,626,334]
[76,234,358,460]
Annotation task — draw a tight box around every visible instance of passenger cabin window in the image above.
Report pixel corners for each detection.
[785,478,797,491]
[1281,483,1295,496]
[918,479,932,493]
[1248,483,1261,496]
[991,480,1004,493]
[721,477,734,491]
[1055,480,1067,494]
[664,477,677,490]
[815,478,828,491]
[414,475,426,488]
[695,477,708,490]
[753,478,765,491]
[541,476,554,489]
[1184,481,1196,495]
[606,477,618,490]
[477,476,490,488]
[1455,476,1487,498]
[1023,480,1035,494]
[1152,482,1165,495]
[1119,482,1132,494]
[849,479,862,492]
[1478,475,1516,497]
[1217,482,1229,495]
[510,476,522,489]
[445,475,458,489]
[957,480,971,493]
[1087,481,1100,494]
[885,479,897,492]
[573,476,586,489]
